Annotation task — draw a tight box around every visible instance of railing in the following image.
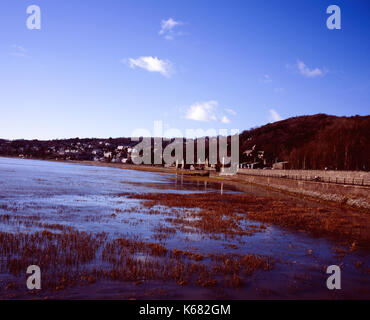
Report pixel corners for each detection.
[237,170,370,187]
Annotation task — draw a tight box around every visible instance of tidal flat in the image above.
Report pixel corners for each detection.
[0,157,369,299]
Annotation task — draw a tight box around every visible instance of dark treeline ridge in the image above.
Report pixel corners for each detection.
[0,114,369,171]
[239,114,370,171]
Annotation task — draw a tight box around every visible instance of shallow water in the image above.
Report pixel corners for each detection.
[0,157,368,299]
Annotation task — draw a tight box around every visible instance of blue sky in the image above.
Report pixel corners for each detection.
[0,0,369,139]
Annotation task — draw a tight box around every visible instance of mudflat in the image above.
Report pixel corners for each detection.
[0,157,369,299]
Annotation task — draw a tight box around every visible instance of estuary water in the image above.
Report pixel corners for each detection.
[0,157,368,299]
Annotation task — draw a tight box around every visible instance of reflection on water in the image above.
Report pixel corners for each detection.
[0,157,369,299]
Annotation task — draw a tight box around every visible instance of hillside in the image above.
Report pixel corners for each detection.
[1,114,369,171]
[239,114,370,170]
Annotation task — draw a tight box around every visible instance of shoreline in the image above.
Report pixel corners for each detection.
[59,159,370,212]
[1,156,369,212]
[0,156,208,175]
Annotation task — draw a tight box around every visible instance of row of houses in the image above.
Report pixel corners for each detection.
[240,144,291,169]
[0,139,136,163]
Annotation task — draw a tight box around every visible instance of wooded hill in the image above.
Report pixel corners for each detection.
[239,114,370,170]
[1,114,369,171]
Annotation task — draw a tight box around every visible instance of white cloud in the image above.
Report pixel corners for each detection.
[269,109,283,122]
[185,101,234,124]
[186,101,218,122]
[296,59,325,78]
[10,44,28,58]
[221,116,230,124]
[159,18,183,40]
[225,108,237,116]
[126,56,173,77]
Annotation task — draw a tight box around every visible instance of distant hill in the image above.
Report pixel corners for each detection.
[1,114,369,171]
[239,114,370,170]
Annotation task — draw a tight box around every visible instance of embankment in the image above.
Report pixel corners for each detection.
[228,171,370,209]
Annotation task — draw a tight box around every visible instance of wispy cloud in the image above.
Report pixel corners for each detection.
[159,18,183,40]
[262,74,272,83]
[124,56,174,77]
[296,59,326,78]
[269,109,283,122]
[10,44,28,58]
[274,87,284,93]
[225,108,237,116]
